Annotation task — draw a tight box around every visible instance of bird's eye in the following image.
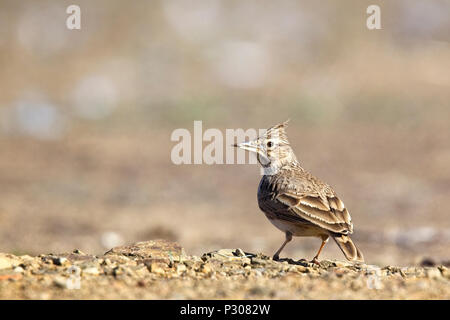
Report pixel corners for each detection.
[267,141,273,148]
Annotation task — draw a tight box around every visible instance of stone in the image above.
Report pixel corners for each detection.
[112,267,123,277]
[103,258,112,266]
[134,266,149,277]
[202,248,254,262]
[176,264,187,274]
[253,268,265,277]
[425,268,442,279]
[251,258,267,266]
[0,253,21,270]
[19,255,35,262]
[52,257,69,266]
[202,249,234,261]
[199,263,212,274]
[296,266,309,273]
[149,263,166,275]
[332,260,354,268]
[105,240,184,266]
[318,260,335,268]
[438,266,450,279]
[53,277,68,289]
[13,266,24,273]
[83,267,100,275]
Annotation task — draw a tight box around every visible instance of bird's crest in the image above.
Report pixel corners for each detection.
[264,120,290,144]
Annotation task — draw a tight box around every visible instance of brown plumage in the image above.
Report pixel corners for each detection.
[234,120,364,264]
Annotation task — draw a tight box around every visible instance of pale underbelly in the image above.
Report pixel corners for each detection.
[267,216,328,238]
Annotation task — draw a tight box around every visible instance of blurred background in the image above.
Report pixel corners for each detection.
[0,0,449,266]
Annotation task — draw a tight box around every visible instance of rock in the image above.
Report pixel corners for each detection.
[319,260,335,268]
[295,266,309,273]
[148,263,165,275]
[13,266,24,273]
[176,264,187,274]
[252,268,265,277]
[19,255,35,262]
[102,258,112,266]
[53,277,68,288]
[186,270,197,277]
[425,268,442,279]
[216,249,236,256]
[50,252,97,264]
[202,249,233,261]
[134,266,149,277]
[438,266,449,279]
[199,263,212,274]
[383,266,401,274]
[202,248,254,262]
[0,253,21,270]
[52,257,69,266]
[251,258,268,266]
[182,260,196,269]
[332,260,354,268]
[112,267,123,277]
[287,266,297,272]
[83,267,100,275]
[105,240,184,266]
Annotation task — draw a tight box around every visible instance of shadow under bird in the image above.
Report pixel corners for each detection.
[233,120,364,264]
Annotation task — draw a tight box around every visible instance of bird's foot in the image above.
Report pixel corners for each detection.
[310,257,320,266]
[272,254,280,261]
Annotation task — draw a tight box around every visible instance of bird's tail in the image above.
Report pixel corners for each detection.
[331,234,364,262]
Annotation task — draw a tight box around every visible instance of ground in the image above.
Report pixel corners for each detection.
[0,240,448,299]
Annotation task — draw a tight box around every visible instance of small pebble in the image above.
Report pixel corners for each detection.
[149,263,165,275]
[83,267,100,275]
[52,257,69,266]
[13,266,25,273]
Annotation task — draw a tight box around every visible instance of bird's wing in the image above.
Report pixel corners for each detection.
[276,192,353,234]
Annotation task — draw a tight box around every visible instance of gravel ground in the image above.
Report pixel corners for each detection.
[0,240,448,299]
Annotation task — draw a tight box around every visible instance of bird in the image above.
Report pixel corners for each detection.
[233,120,364,264]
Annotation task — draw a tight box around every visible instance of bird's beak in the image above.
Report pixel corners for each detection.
[232,140,259,153]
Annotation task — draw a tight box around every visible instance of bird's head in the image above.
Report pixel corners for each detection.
[233,120,297,170]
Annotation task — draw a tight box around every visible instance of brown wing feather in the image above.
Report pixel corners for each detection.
[277,193,353,234]
[300,196,330,211]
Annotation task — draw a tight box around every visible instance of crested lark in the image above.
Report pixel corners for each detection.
[234,121,364,264]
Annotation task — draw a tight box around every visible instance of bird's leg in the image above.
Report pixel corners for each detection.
[311,236,329,265]
[273,231,292,261]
